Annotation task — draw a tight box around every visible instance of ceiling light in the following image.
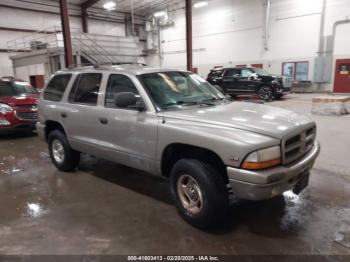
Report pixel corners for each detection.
[194,1,208,8]
[103,1,116,11]
[154,11,166,17]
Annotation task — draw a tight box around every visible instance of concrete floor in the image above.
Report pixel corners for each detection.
[0,94,349,255]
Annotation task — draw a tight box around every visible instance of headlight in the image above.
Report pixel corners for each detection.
[241,146,281,170]
[0,103,13,114]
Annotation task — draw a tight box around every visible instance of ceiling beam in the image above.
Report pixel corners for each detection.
[81,0,101,10]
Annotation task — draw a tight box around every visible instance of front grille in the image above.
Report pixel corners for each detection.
[282,126,316,165]
[15,104,37,109]
[16,111,38,121]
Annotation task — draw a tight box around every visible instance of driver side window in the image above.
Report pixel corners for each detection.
[241,69,253,78]
[105,74,141,109]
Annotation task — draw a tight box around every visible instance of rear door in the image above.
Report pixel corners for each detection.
[62,72,105,156]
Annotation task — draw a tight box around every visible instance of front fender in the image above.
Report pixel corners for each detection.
[157,117,280,168]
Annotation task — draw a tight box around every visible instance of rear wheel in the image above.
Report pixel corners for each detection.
[48,130,80,172]
[259,85,273,101]
[170,159,229,228]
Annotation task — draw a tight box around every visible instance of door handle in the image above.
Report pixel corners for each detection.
[61,112,67,118]
[99,117,108,125]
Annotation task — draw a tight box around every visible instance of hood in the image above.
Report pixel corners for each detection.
[0,94,39,107]
[163,102,314,139]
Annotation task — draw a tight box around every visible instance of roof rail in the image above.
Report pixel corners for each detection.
[67,63,95,69]
[65,62,148,70]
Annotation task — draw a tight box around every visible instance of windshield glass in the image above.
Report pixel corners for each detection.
[253,68,271,76]
[138,71,226,110]
[0,81,38,97]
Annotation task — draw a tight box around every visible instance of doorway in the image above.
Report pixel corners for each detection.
[334,59,350,93]
[29,75,45,90]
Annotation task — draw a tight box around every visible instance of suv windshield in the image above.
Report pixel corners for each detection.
[138,71,227,110]
[0,81,38,97]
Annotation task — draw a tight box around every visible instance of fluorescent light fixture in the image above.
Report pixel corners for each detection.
[194,1,208,8]
[103,1,116,11]
[154,11,166,17]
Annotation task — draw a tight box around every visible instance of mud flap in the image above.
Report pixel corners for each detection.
[293,172,310,195]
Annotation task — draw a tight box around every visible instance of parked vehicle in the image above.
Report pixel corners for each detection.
[0,77,39,133]
[37,65,320,228]
[207,67,292,100]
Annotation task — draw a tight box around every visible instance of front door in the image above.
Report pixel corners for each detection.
[239,68,257,92]
[222,68,241,93]
[334,59,350,93]
[97,73,159,174]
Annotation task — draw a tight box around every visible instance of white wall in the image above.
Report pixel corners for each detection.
[147,0,350,91]
[0,6,126,80]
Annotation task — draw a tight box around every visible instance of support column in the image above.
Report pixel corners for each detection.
[59,0,73,67]
[82,8,88,33]
[185,0,193,72]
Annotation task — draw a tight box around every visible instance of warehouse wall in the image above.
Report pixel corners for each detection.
[147,0,350,92]
[0,6,125,80]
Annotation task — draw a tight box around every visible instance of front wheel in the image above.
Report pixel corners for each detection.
[48,130,80,172]
[275,94,284,100]
[170,159,229,228]
[259,85,273,101]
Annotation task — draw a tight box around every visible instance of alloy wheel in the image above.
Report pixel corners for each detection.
[177,174,203,215]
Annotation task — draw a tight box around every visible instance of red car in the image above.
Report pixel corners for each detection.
[0,77,39,133]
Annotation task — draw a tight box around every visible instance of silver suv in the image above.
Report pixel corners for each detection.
[37,64,320,228]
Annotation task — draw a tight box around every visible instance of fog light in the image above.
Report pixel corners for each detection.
[0,119,11,126]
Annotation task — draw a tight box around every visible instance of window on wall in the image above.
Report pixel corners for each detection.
[282,62,309,81]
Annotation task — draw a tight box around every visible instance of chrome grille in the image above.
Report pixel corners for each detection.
[16,111,38,121]
[282,126,316,165]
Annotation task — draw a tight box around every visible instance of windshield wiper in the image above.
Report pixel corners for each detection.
[202,97,232,103]
[163,100,216,108]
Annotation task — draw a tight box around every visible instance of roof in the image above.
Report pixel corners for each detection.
[59,64,186,76]
[211,66,259,71]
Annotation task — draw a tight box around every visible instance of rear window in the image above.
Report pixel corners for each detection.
[43,74,72,102]
[208,70,223,78]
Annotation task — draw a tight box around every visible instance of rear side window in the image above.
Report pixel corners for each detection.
[69,73,102,105]
[209,70,223,78]
[43,74,72,101]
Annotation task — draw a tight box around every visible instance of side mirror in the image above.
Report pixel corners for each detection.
[115,92,145,111]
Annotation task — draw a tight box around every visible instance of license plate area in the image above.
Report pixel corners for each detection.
[293,172,310,195]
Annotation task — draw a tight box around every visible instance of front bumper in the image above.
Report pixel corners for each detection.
[276,87,291,95]
[227,141,320,200]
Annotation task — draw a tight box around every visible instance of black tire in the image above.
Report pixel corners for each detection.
[170,159,229,228]
[258,85,273,101]
[274,94,284,100]
[48,130,80,172]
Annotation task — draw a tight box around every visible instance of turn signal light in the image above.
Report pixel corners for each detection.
[242,158,281,170]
